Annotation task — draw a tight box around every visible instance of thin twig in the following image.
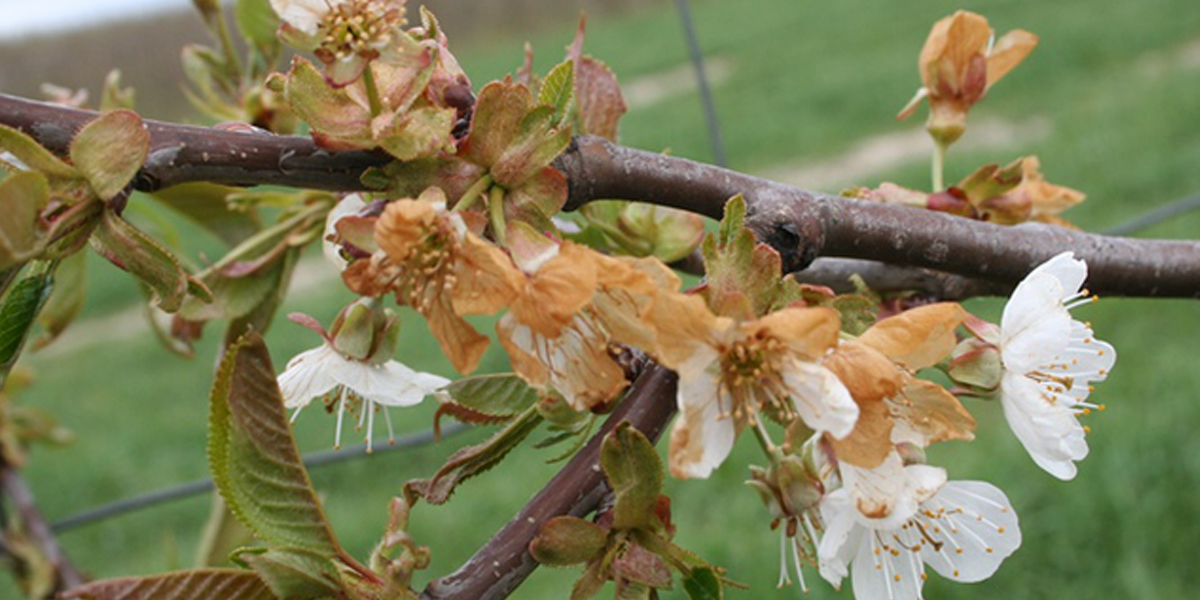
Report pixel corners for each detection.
[0,463,86,591]
[422,364,678,600]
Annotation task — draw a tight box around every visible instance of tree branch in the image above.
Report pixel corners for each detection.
[421,364,678,600]
[2,93,1197,298]
[0,463,86,593]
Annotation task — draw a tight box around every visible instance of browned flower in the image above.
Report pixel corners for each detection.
[897,11,1038,146]
[371,187,521,374]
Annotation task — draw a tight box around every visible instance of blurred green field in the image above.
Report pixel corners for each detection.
[4,0,1200,598]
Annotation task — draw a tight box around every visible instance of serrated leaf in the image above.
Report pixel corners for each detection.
[61,569,275,600]
[538,59,574,125]
[440,373,541,419]
[209,333,341,555]
[91,210,192,312]
[150,183,261,247]
[0,170,49,270]
[701,195,798,319]
[0,124,78,183]
[405,405,542,505]
[682,567,724,600]
[34,249,86,349]
[241,547,342,599]
[601,423,664,531]
[0,273,53,387]
[574,56,626,141]
[236,0,282,57]
[69,110,150,200]
[530,516,608,567]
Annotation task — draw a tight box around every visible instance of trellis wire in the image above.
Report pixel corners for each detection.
[673,0,727,167]
[48,422,470,533]
[1102,192,1200,236]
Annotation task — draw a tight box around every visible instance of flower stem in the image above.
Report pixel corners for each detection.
[452,174,494,213]
[751,417,780,460]
[212,11,243,81]
[362,65,384,119]
[489,186,507,246]
[932,140,947,191]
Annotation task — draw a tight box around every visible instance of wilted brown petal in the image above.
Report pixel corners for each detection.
[856,303,965,371]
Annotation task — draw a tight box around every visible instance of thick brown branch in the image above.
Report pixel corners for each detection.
[795,258,1012,299]
[0,464,86,593]
[2,94,1197,297]
[422,365,678,600]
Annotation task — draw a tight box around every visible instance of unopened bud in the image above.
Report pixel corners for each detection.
[330,297,400,364]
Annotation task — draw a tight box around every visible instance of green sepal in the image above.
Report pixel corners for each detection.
[69,109,150,200]
[681,567,724,600]
[530,516,608,567]
[91,209,196,312]
[0,170,49,270]
[601,423,664,531]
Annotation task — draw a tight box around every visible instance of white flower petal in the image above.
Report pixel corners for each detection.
[270,0,329,35]
[323,194,369,272]
[817,490,860,588]
[1000,272,1071,372]
[669,366,737,479]
[851,528,925,600]
[840,452,947,530]
[780,358,859,439]
[1000,371,1087,480]
[1027,251,1086,296]
[277,344,343,408]
[920,481,1021,583]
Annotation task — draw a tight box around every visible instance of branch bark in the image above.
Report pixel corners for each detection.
[2,93,1198,298]
[421,364,678,600]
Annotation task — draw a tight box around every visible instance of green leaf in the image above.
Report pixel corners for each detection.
[0,273,53,387]
[91,210,192,312]
[377,106,457,161]
[236,0,282,57]
[405,405,543,505]
[285,57,371,143]
[69,110,150,200]
[530,516,608,567]
[209,333,341,555]
[601,423,664,531]
[0,170,49,270]
[239,547,342,599]
[682,567,724,600]
[440,373,541,420]
[701,194,795,320]
[149,183,261,247]
[538,59,574,125]
[61,569,275,600]
[0,124,78,183]
[34,249,86,349]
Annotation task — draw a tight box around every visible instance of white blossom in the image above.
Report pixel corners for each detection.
[278,342,448,451]
[999,252,1115,479]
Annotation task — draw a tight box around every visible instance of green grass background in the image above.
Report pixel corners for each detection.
[4,0,1200,598]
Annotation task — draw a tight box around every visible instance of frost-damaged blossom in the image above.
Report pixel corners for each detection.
[818,455,1021,600]
[652,294,858,479]
[996,252,1115,480]
[823,303,974,471]
[271,0,409,85]
[498,229,673,411]
[278,299,448,451]
[897,10,1038,146]
[364,186,521,374]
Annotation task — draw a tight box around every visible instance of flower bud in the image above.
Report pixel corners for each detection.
[329,297,400,365]
[948,337,1002,392]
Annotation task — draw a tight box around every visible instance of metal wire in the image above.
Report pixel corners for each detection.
[1102,192,1200,236]
[673,0,727,167]
[49,422,470,533]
